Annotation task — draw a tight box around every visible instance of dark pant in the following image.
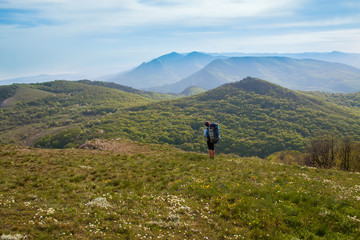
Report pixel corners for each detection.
[207,140,215,150]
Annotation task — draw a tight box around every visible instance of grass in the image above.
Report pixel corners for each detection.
[1,86,52,108]
[1,139,360,239]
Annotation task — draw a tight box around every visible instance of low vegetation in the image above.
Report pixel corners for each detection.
[1,139,360,239]
[269,135,360,172]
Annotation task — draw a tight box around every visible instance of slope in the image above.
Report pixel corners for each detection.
[76,80,178,100]
[1,140,360,239]
[303,91,360,110]
[0,85,52,108]
[106,52,217,89]
[213,51,360,69]
[180,86,206,96]
[35,77,360,157]
[154,56,360,93]
[0,80,151,146]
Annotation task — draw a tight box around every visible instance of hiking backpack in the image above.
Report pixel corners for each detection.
[207,123,220,143]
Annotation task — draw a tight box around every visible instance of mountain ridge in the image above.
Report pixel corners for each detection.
[105,52,217,89]
[152,56,360,93]
[2,51,360,89]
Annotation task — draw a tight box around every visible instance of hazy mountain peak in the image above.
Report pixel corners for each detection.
[329,51,343,55]
[141,58,163,67]
[107,51,222,89]
[157,52,183,62]
[186,51,207,57]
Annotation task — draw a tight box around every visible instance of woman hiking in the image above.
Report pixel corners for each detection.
[204,121,220,158]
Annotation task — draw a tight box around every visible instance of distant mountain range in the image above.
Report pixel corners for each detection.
[212,51,360,69]
[105,51,360,93]
[104,51,218,89]
[2,51,360,94]
[0,73,89,86]
[150,57,360,93]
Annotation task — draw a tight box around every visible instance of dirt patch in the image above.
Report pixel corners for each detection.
[79,138,156,154]
[0,99,9,108]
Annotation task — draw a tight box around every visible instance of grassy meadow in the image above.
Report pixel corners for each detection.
[1,139,360,239]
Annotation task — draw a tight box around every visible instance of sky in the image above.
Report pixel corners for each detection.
[0,0,360,79]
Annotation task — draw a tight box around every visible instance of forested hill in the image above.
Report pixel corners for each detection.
[31,77,360,158]
[76,80,178,100]
[0,80,152,146]
[303,91,360,110]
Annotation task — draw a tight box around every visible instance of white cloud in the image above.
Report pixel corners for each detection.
[1,0,360,78]
[250,16,360,29]
[198,28,360,53]
[1,0,301,30]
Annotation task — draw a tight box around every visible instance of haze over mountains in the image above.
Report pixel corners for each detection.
[213,51,360,69]
[152,57,360,93]
[105,51,217,89]
[0,73,90,86]
[104,51,360,94]
[2,51,360,95]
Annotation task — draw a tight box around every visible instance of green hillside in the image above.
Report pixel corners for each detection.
[1,140,360,239]
[34,77,360,157]
[0,81,151,146]
[0,86,52,108]
[2,78,360,158]
[181,86,206,96]
[0,85,17,103]
[304,91,360,109]
[76,80,178,100]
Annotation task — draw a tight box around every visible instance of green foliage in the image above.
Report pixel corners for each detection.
[2,78,360,158]
[34,128,85,148]
[0,80,151,146]
[76,79,178,100]
[305,91,360,109]
[180,86,206,96]
[0,85,17,103]
[43,77,360,157]
[0,85,52,107]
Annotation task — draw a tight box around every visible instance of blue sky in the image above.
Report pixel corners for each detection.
[0,0,359,79]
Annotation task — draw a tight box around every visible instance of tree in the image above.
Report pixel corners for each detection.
[304,135,336,168]
[338,136,355,171]
[352,142,360,171]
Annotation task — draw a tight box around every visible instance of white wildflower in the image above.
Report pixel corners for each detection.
[79,165,92,170]
[47,208,55,215]
[86,197,112,209]
[348,215,360,223]
[168,213,180,222]
[1,234,24,240]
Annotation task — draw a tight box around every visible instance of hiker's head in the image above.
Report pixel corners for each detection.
[205,121,210,127]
